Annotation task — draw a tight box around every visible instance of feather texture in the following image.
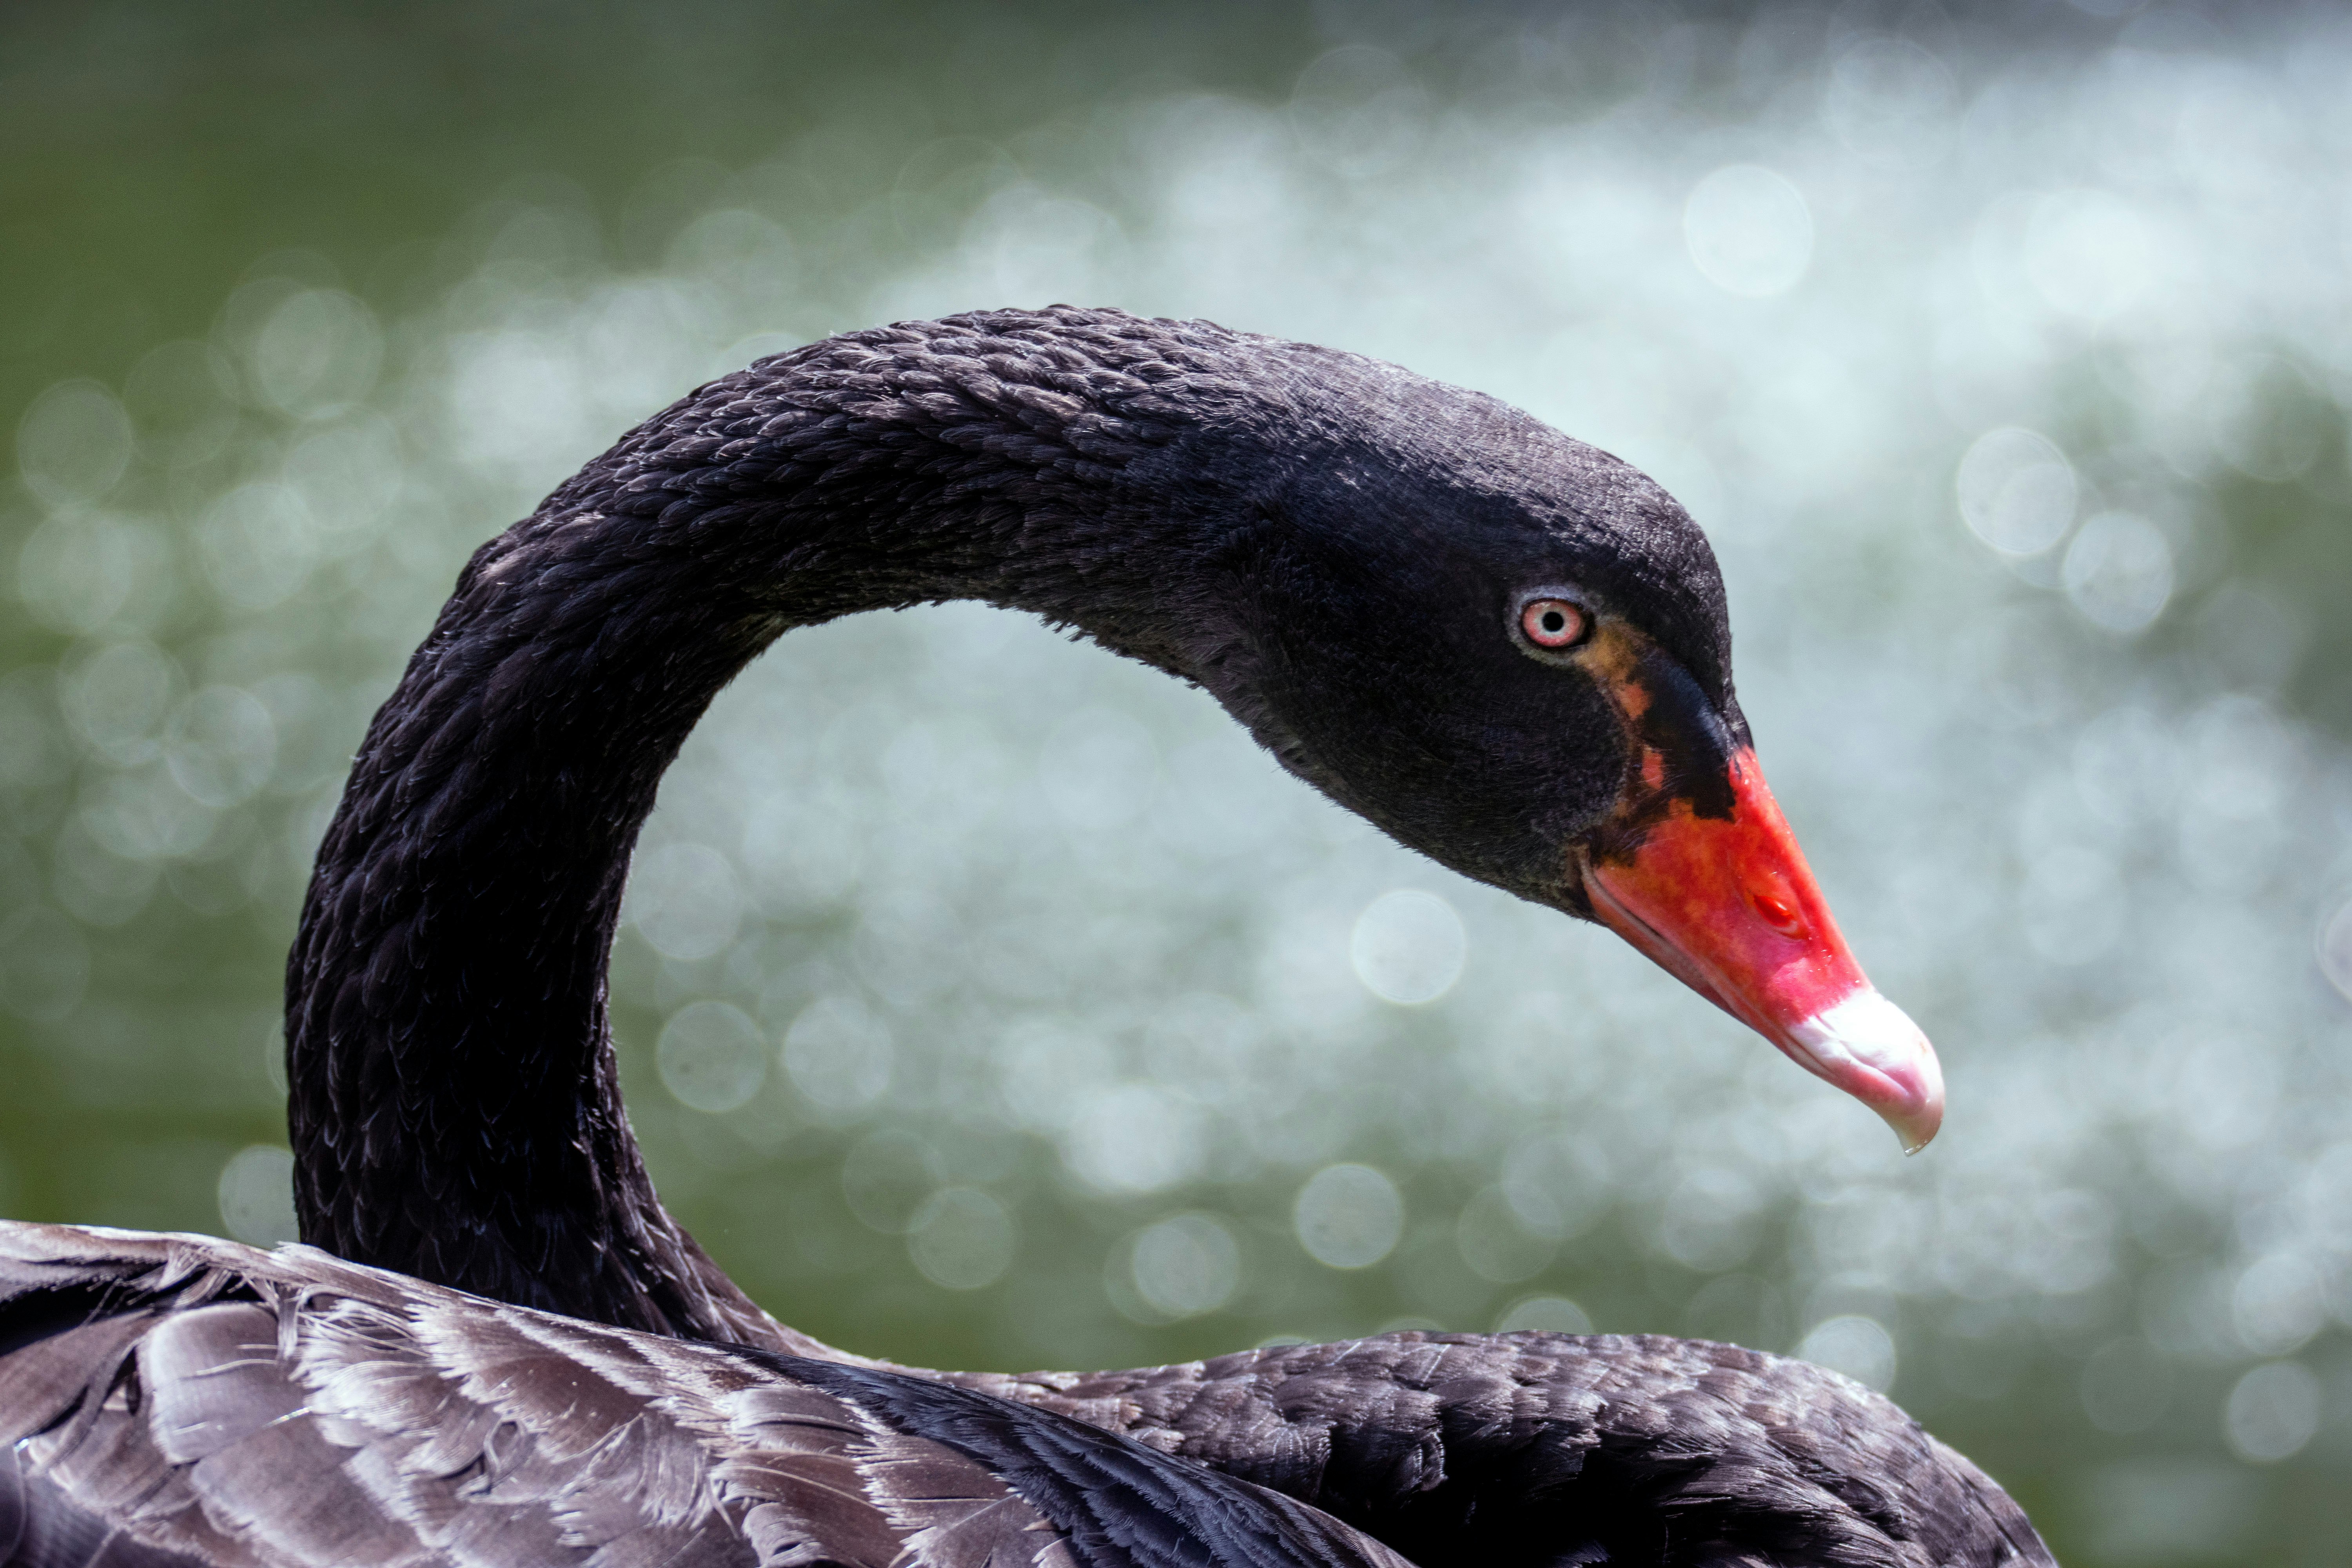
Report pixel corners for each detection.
[949,1333,2050,1567]
[0,1223,1412,1568]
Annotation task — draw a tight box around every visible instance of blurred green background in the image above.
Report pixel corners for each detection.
[6,3,2352,1563]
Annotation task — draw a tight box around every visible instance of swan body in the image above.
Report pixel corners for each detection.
[6,309,2049,1566]
[0,1222,2044,1568]
[0,1223,1412,1568]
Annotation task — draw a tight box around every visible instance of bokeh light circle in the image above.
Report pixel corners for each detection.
[1684,165,1813,297]
[1349,889,1466,1005]
[1293,1163,1404,1270]
[657,1000,768,1113]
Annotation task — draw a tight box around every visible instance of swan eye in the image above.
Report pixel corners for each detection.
[1519,599,1590,650]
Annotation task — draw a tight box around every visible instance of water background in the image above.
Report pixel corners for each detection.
[6,4,2352,1562]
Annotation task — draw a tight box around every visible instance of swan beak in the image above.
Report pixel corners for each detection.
[1579,747,1945,1152]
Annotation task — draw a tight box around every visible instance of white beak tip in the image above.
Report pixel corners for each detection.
[1885,1107,1940,1156]
[1788,987,1945,1154]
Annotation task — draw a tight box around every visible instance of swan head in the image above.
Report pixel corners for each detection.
[1133,342,1943,1151]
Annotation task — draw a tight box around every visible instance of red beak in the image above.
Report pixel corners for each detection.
[1581,747,1944,1151]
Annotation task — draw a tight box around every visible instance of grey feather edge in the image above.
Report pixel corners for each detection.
[0,1222,1411,1568]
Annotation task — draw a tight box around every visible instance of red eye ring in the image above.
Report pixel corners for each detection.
[1520,598,1589,650]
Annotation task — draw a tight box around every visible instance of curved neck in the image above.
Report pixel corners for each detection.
[285,311,1244,1342]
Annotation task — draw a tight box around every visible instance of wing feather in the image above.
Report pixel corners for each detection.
[964,1328,2055,1566]
[854,1423,1079,1568]
[0,1222,1465,1568]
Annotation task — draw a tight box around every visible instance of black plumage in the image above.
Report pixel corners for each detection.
[14,308,2049,1565]
[946,1334,2052,1566]
[0,1223,2046,1568]
[0,1223,1416,1568]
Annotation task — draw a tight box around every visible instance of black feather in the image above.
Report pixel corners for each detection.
[0,1224,1412,1568]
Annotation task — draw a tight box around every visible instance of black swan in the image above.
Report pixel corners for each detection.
[2,309,2043,1567]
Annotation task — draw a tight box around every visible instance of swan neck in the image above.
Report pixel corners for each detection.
[285,311,1231,1343]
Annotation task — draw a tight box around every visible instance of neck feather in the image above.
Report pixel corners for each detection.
[285,308,1250,1342]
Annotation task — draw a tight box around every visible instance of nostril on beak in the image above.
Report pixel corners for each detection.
[1750,888,1805,938]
